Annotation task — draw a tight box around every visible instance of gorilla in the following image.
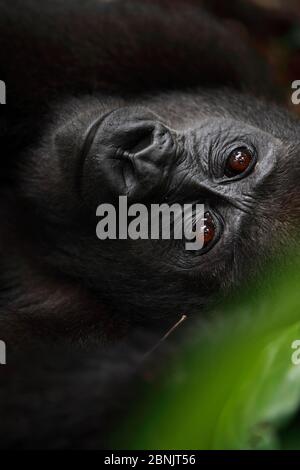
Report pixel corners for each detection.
[0,0,299,449]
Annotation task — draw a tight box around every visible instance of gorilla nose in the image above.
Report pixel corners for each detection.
[80,106,178,204]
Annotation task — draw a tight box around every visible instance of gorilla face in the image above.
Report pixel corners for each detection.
[15,92,300,320]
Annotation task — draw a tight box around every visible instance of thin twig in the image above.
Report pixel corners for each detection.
[143,314,187,361]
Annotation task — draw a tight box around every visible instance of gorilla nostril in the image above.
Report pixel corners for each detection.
[121,126,154,155]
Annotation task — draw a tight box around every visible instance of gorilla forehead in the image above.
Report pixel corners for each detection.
[49,88,300,141]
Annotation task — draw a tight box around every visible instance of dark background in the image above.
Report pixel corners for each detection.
[203,0,300,114]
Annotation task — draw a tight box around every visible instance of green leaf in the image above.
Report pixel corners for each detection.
[113,260,300,449]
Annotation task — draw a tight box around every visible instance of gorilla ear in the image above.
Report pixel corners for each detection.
[80,106,178,205]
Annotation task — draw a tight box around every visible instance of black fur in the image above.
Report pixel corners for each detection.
[0,0,299,449]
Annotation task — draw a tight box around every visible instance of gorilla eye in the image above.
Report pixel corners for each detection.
[191,210,222,253]
[203,211,216,246]
[224,147,254,178]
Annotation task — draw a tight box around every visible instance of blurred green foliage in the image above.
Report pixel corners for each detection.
[113,259,300,449]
